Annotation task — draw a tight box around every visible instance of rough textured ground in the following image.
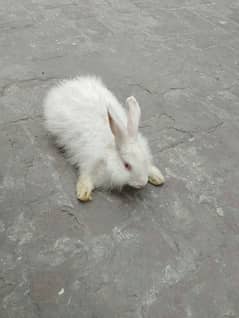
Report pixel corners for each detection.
[1,0,239,317]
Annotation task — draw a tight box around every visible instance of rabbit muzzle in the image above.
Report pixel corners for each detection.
[129,179,148,189]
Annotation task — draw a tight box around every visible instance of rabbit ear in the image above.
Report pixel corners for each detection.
[126,96,141,138]
[108,109,127,144]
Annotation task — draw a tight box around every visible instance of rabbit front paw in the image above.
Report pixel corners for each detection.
[76,176,93,202]
[148,166,165,186]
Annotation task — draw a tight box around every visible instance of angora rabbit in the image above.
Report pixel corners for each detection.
[43,76,164,201]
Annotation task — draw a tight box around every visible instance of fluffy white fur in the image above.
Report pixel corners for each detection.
[43,76,162,197]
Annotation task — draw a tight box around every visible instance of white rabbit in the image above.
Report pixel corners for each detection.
[43,76,164,201]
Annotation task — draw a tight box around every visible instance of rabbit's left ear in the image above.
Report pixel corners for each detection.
[108,109,127,144]
[126,96,141,138]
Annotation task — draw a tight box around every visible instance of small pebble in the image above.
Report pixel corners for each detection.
[216,207,224,217]
[58,288,64,295]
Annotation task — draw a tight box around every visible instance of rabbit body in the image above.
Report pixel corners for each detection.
[44,76,164,200]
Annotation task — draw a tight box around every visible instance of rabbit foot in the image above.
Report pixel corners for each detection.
[148,166,165,186]
[76,176,93,202]
[126,96,138,105]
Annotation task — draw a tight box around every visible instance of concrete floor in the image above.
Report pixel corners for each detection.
[1,0,239,317]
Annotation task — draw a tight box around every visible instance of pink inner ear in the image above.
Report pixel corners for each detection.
[107,110,127,142]
[127,114,136,137]
[108,111,115,135]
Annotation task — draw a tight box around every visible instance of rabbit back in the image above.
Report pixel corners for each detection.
[43,76,126,168]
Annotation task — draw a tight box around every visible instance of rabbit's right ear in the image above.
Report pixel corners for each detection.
[108,110,127,144]
[126,96,141,138]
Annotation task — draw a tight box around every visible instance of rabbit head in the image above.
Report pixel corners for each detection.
[108,96,151,189]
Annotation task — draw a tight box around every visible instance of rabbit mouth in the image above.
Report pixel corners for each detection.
[129,182,147,189]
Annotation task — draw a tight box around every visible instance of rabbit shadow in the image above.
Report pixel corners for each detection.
[110,185,147,204]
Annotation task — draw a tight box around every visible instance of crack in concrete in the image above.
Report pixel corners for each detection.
[158,136,192,153]
[129,83,153,94]
[0,115,43,131]
[159,120,224,152]
[171,126,194,136]
[43,2,78,10]
[23,189,56,206]
[130,83,188,96]
[146,111,224,153]
[141,112,175,128]
[206,121,224,134]
[142,110,224,153]
[1,115,43,126]
[31,55,65,62]
[0,23,35,32]
[0,76,58,97]
[60,205,87,231]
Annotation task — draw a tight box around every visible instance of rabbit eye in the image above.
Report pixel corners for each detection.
[124,162,132,171]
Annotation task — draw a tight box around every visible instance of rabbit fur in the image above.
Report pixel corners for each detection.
[43,76,164,201]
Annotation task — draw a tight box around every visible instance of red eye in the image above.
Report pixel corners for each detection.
[124,162,132,170]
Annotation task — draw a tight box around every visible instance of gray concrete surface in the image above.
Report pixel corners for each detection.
[1,0,239,317]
